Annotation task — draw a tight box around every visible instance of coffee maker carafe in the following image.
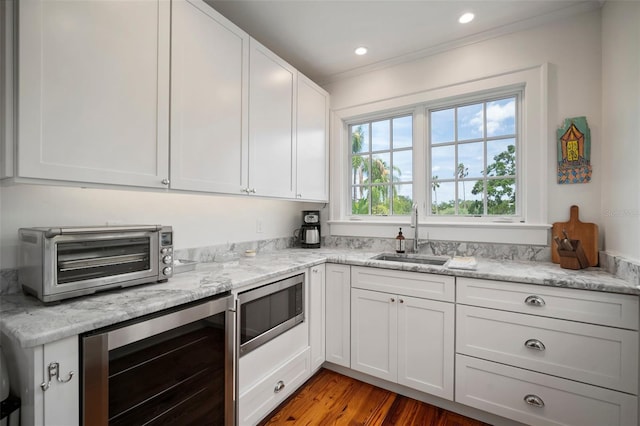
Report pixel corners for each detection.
[300,210,321,249]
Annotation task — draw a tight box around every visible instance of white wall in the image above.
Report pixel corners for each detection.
[324,9,603,237]
[0,184,324,269]
[601,1,640,262]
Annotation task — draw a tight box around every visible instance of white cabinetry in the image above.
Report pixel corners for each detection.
[455,277,639,426]
[237,270,313,426]
[247,39,297,198]
[16,0,170,188]
[309,264,326,371]
[169,0,248,193]
[325,264,351,367]
[2,334,78,426]
[350,267,454,400]
[296,74,329,201]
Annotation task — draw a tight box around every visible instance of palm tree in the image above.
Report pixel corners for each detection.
[432,175,440,214]
[457,162,469,212]
[351,126,366,201]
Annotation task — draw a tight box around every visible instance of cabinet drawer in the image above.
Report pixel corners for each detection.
[457,305,638,393]
[351,266,454,302]
[238,347,311,426]
[457,277,639,329]
[456,355,637,426]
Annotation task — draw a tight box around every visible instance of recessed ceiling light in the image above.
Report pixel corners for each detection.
[458,12,475,24]
[354,47,368,56]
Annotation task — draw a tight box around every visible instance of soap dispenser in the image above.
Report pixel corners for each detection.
[395,228,406,253]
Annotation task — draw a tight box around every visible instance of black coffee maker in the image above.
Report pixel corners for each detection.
[300,210,321,248]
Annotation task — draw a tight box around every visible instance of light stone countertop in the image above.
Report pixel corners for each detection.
[1,248,638,349]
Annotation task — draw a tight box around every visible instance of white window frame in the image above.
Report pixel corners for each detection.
[425,90,522,221]
[347,112,415,217]
[329,65,549,245]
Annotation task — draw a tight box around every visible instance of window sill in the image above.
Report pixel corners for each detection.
[327,219,551,245]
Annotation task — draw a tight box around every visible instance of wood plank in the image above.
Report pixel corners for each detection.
[259,369,489,426]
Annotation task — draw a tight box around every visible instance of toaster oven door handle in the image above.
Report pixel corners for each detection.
[58,253,149,271]
[45,225,163,238]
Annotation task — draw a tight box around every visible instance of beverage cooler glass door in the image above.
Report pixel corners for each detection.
[82,295,235,426]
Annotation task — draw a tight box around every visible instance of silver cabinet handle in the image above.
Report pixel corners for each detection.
[524,295,545,306]
[523,394,545,408]
[524,339,546,351]
[161,178,170,186]
[240,187,248,193]
[41,362,74,391]
[249,188,256,194]
[274,380,285,393]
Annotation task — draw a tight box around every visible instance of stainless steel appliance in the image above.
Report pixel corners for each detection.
[237,274,304,356]
[18,225,174,303]
[299,210,320,249]
[82,294,235,425]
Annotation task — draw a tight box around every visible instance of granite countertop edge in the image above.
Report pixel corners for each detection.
[1,248,638,349]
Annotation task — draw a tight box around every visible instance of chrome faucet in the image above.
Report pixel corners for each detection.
[411,203,419,253]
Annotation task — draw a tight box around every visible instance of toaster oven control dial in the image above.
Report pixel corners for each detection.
[162,255,173,265]
[163,266,173,276]
[161,247,172,255]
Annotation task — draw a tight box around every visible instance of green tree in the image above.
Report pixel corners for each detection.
[431,175,440,214]
[456,163,469,213]
[471,145,516,215]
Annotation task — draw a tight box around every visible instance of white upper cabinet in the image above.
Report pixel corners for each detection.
[17,0,171,188]
[248,39,297,198]
[296,75,329,201]
[170,0,249,193]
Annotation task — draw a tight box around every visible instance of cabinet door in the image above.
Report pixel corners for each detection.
[325,264,351,367]
[170,0,249,193]
[296,74,328,201]
[248,38,296,198]
[17,0,170,188]
[351,288,397,382]
[43,335,79,426]
[309,264,326,371]
[397,296,454,400]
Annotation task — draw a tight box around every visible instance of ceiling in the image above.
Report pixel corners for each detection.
[209,0,601,84]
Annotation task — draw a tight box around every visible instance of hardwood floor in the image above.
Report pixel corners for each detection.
[259,369,491,426]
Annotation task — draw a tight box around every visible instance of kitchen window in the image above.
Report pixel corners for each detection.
[331,66,548,245]
[429,95,518,216]
[349,115,413,216]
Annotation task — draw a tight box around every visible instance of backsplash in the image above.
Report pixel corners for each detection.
[599,252,640,285]
[323,236,552,262]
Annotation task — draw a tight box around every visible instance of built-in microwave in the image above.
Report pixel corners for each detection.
[237,273,305,356]
[18,225,174,303]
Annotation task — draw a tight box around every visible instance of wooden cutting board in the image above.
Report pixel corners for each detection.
[551,205,599,266]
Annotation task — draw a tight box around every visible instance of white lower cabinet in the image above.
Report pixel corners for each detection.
[309,264,326,371]
[1,334,79,426]
[456,354,637,426]
[238,347,310,426]
[350,267,455,400]
[455,277,639,426]
[325,264,351,367]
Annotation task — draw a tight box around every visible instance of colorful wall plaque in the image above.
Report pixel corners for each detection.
[557,116,592,184]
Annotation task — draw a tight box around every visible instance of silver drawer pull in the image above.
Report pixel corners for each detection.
[524,295,546,306]
[524,394,545,408]
[524,339,546,351]
[274,380,285,393]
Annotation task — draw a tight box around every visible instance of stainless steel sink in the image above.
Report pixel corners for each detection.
[371,253,449,266]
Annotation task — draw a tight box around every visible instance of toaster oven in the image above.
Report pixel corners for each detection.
[18,225,173,303]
